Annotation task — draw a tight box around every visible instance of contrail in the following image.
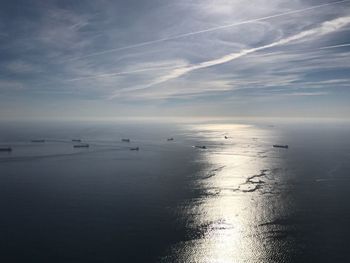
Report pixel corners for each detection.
[67,0,350,61]
[66,43,350,83]
[65,65,183,82]
[319,43,350,49]
[109,15,350,98]
[69,23,350,84]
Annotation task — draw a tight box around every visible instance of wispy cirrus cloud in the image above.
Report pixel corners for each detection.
[282,91,329,96]
[4,60,42,74]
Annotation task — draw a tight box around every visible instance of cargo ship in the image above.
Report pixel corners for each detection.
[73,143,89,148]
[31,139,45,143]
[194,145,207,149]
[0,147,12,152]
[273,144,288,149]
[130,147,139,151]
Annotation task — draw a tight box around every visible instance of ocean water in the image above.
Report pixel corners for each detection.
[0,120,349,262]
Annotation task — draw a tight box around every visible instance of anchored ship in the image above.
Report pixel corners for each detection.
[73,143,89,148]
[130,147,139,151]
[0,147,12,152]
[194,145,207,149]
[273,144,289,149]
[31,139,45,143]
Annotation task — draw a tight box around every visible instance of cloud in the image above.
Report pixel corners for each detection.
[109,15,350,99]
[5,60,42,74]
[67,0,350,61]
[282,91,329,96]
[0,80,24,91]
[320,43,350,49]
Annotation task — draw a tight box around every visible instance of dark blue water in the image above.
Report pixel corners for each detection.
[0,120,349,262]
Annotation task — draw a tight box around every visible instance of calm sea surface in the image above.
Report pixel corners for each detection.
[0,120,349,262]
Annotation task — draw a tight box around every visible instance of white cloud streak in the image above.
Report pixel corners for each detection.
[282,92,329,96]
[320,43,350,49]
[65,65,183,82]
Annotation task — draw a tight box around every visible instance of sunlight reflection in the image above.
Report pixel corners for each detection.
[177,123,275,262]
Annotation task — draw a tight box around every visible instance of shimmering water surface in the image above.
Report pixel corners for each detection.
[0,120,349,262]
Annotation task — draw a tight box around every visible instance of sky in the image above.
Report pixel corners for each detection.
[0,0,350,120]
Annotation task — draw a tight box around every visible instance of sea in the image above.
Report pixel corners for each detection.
[0,119,349,262]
